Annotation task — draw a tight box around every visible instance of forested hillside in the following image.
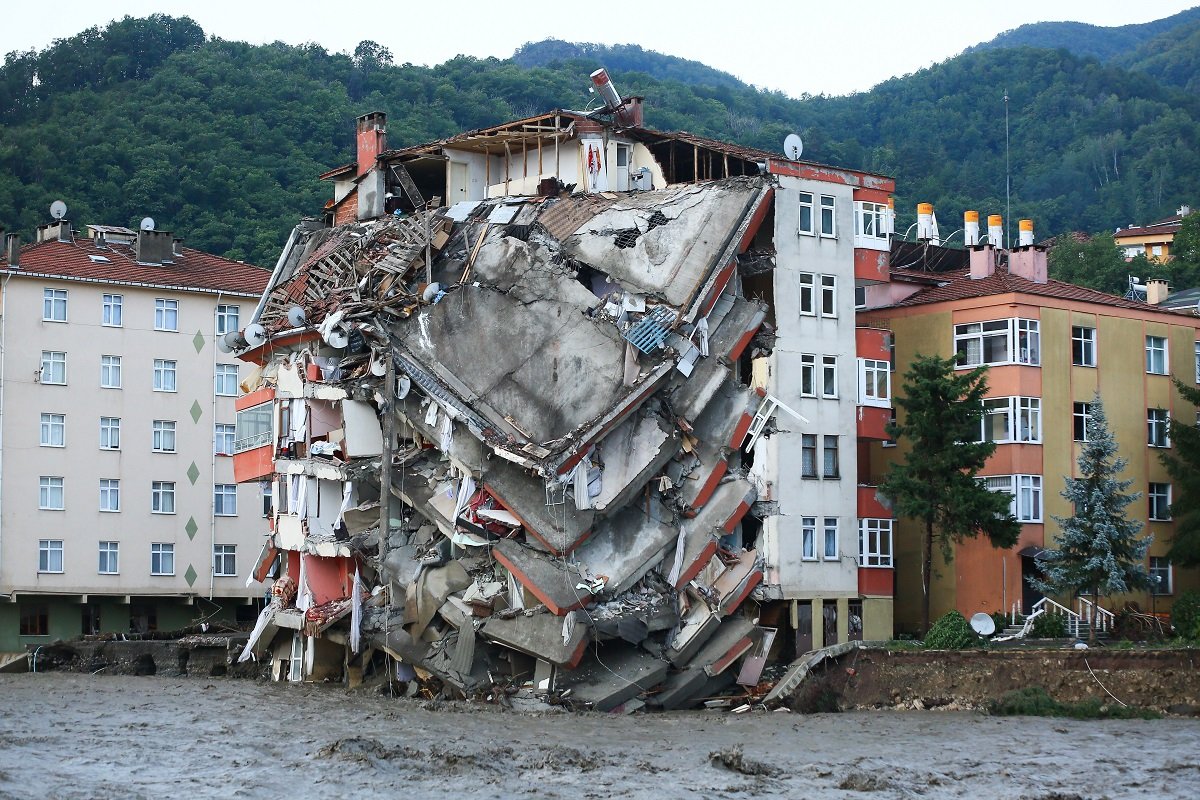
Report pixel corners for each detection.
[970,7,1200,62]
[0,13,1197,267]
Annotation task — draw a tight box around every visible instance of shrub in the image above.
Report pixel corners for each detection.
[990,611,1010,633]
[989,687,1158,719]
[1030,611,1067,638]
[1172,591,1200,639]
[923,611,980,649]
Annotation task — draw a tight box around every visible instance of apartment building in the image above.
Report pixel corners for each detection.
[1113,205,1193,262]
[860,220,1200,632]
[0,220,270,651]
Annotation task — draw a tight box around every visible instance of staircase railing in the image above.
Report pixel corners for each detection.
[1076,597,1115,635]
[1032,597,1083,638]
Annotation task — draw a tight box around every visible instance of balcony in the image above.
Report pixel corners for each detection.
[857,485,893,519]
[857,405,890,440]
[854,247,890,282]
[233,387,275,484]
[855,327,891,360]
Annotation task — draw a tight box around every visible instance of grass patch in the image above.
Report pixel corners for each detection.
[989,687,1159,720]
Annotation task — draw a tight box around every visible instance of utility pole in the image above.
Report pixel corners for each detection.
[1004,89,1011,250]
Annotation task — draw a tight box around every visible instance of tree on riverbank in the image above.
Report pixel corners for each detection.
[1159,379,1200,567]
[881,354,1020,633]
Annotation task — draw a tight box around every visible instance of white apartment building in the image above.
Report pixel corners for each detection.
[0,220,270,652]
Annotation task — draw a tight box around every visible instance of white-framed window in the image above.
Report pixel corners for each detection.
[854,201,890,249]
[1072,326,1096,367]
[801,517,817,560]
[38,539,63,573]
[213,544,236,577]
[819,195,836,237]
[216,304,240,336]
[42,288,67,322]
[153,359,177,392]
[1149,483,1172,521]
[154,298,179,331]
[40,413,65,447]
[820,275,837,317]
[798,192,814,236]
[262,483,273,518]
[954,319,1040,367]
[859,519,893,567]
[153,420,177,453]
[854,285,867,309]
[214,423,235,456]
[214,484,237,516]
[40,351,66,384]
[821,356,838,398]
[100,416,120,450]
[979,397,1041,443]
[151,481,175,514]
[39,476,64,510]
[99,478,120,512]
[823,435,839,479]
[823,517,839,560]
[215,364,239,396]
[859,359,890,405]
[1195,341,1200,384]
[1073,402,1092,442]
[983,474,1043,522]
[234,403,272,453]
[102,293,123,327]
[1152,245,1164,257]
[801,434,818,478]
[1146,335,1168,375]
[151,543,175,576]
[1148,408,1170,448]
[1150,556,1173,595]
[100,355,122,388]
[800,354,817,397]
[98,541,119,574]
[799,273,815,315]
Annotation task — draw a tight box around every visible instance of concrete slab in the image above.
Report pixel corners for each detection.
[666,602,721,666]
[707,296,767,364]
[574,503,677,597]
[713,549,763,616]
[492,538,591,616]
[557,642,669,711]
[480,610,590,668]
[590,411,675,513]
[483,457,594,555]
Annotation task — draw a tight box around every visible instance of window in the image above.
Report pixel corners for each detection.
[152,420,176,453]
[154,298,179,331]
[823,517,839,559]
[100,417,120,450]
[823,435,839,478]
[19,604,49,636]
[799,273,815,315]
[102,293,123,327]
[859,359,890,405]
[38,539,63,573]
[954,319,1040,367]
[153,359,177,392]
[98,541,119,574]
[801,517,817,560]
[100,355,122,388]
[1148,408,1170,448]
[234,404,272,453]
[40,351,66,384]
[99,479,120,512]
[980,397,1040,443]
[859,519,893,567]
[213,544,236,577]
[882,407,898,448]
[42,288,67,322]
[216,304,239,335]
[1072,326,1096,367]
[214,484,237,516]
[798,192,814,235]
[262,483,273,518]
[215,364,239,396]
[820,356,838,398]
[40,413,65,447]
[39,476,64,510]
[1195,341,1200,384]
[151,543,175,576]
[1150,557,1173,595]
[801,434,818,478]
[1152,245,1164,257]
[854,201,889,249]
[983,474,1043,522]
[800,354,817,397]
[1073,402,1092,442]
[1146,336,1168,375]
[820,275,836,317]
[854,285,867,309]
[215,423,235,456]
[1149,483,1172,521]
[819,195,836,237]
[152,481,175,514]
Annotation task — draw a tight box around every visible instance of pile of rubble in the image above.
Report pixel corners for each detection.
[235,175,782,711]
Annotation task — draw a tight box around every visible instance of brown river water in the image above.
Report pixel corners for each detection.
[1,673,1197,799]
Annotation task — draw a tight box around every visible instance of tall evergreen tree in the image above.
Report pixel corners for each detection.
[1159,379,1200,566]
[881,354,1020,633]
[1033,395,1151,643]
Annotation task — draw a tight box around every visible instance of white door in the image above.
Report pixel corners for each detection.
[614,145,630,191]
[449,161,470,202]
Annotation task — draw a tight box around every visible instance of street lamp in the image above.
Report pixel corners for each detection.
[1151,574,1163,618]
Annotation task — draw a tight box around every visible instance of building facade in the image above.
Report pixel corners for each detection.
[0,221,270,651]
[1113,205,1193,262]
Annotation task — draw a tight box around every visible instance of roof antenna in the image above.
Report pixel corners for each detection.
[1004,89,1011,250]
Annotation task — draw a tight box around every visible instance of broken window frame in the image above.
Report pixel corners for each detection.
[798,192,815,236]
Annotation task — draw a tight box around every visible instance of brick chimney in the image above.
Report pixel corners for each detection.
[1008,245,1048,284]
[1146,278,1169,305]
[37,220,72,243]
[4,233,19,267]
[356,112,387,176]
[135,229,175,265]
[969,245,996,279]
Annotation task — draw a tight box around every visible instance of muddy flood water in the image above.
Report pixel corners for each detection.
[1,674,1198,800]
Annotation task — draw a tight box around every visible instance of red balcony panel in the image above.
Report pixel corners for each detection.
[854,248,890,282]
[857,485,893,519]
[236,386,275,412]
[857,404,891,440]
[859,567,894,597]
[233,443,274,484]
[855,327,891,360]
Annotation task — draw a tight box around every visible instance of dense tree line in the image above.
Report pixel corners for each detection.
[1,15,1198,267]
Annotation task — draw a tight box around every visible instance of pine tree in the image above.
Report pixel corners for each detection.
[1033,394,1151,643]
[1159,379,1200,566]
[881,354,1020,633]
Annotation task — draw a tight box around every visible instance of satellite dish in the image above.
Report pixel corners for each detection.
[221,330,245,352]
[216,335,233,354]
[244,323,267,348]
[396,374,411,399]
[140,217,156,231]
[286,306,307,328]
[369,350,388,377]
[324,326,349,349]
[421,282,443,303]
[783,133,804,161]
[970,612,996,637]
[49,200,67,220]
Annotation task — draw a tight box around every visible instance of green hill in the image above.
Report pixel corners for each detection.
[969,7,1200,62]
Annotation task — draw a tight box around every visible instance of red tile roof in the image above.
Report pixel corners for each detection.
[891,265,1166,312]
[1,237,270,296]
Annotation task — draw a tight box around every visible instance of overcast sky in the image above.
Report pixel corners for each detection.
[2,1,1195,97]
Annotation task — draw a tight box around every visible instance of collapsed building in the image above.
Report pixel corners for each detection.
[227,77,897,710]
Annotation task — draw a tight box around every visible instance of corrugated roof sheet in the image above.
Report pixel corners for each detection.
[891,265,1170,312]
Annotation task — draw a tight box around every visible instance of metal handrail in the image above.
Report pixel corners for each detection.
[1032,597,1083,638]
[1076,597,1116,633]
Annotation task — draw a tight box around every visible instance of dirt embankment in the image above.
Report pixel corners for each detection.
[793,648,1200,714]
